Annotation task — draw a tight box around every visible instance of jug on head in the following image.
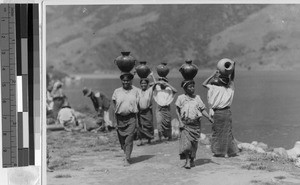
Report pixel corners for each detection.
[217,58,234,76]
[135,61,151,78]
[114,51,136,72]
[156,62,169,77]
[179,59,198,80]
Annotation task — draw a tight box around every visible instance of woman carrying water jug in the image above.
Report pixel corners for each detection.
[112,72,140,166]
[202,58,239,158]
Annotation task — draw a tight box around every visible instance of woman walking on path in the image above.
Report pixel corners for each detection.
[202,61,239,157]
[153,77,177,141]
[176,80,213,169]
[112,72,140,166]
[137,72,156,146]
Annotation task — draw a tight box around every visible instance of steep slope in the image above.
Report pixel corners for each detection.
[207,4,300,70]
[46,4,266,73]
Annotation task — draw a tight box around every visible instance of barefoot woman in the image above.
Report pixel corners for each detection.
[112,72,139,166]
[176,80,213,168]
[202,60,239,157]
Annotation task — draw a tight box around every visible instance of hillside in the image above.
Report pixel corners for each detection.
[207,4,300,70]
[46,4,268,74]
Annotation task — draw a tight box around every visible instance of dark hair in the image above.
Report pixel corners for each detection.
[211,76,230,87]
[120,73,134,80]
[181,80,195,89]
[140,78,149,84]
[158,77,168,82]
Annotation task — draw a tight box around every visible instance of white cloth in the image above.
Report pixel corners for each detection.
[112,86,139,115]
[104,110,112,127]
[46,91,53,111]
[138,87,153,110]
[206,81,234,111]
[175,94,206,120]
[153,85,175,107]
[57,107,76,125]
[95,91,113,126]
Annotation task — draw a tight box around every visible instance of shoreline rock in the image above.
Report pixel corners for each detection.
[199,132,300,168]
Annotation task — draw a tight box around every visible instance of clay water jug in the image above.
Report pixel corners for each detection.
[179,60,198,80]
[114,51,136,72]
[135,61,151,78]
[156,62,169,77]
[217,58,234,76]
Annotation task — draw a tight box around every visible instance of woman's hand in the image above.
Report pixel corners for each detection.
[214,70,220,77]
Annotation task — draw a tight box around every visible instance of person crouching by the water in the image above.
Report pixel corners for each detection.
[57,101,86,132]
[136,72,156,146]
[112,72,139,166]
[175,80,213,169]
[82,87,113,132]
[202,62,239,158]
[153,77,177,141]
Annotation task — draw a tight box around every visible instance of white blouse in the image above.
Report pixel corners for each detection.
[175,94,206,120]
[112,86,139,115]
[206,82,234,110]
[138,87,153,110]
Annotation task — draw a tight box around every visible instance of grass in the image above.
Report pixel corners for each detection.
[54,174,72,178]
[241,162,267,170]
[250,180,262,184]
[239,150,300,173]
[274,176,286,180]
[246,151,297,164]
[47,129,121,170]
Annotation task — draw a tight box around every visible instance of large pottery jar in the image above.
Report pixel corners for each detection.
[179,60,198,80]
[114,51,136,72]
[135,61,151,78]
[217,58,234,76]
[156,62,169,77]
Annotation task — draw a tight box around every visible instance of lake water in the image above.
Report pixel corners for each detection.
[63,71,300,149]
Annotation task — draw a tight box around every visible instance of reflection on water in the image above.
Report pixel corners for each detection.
[63,71,300,148]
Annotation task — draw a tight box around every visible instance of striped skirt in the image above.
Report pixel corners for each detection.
[138,107,154,140]
[211,109,238,156]
[115,113,137,159]
[179,118,201,159]
[156,105,172,138]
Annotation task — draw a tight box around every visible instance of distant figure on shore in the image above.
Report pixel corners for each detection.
[46,80,55,124]
[202,60,239,158]
[136,72,156,146]
[57,101,86,132]
[176,80,213,169]
[153,77,177,141]
[112,72,139,166]
[51,81,68,122]
[82,87,113,132]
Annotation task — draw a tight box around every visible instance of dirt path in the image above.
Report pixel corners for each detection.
[47,131,300,185]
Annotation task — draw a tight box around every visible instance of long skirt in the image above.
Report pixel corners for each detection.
[211,109,239,156]
[137,107,154,140]
[179,118,201,159]
[156,105,172,139]
[115,113,137,159]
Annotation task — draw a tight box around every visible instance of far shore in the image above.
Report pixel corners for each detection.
[68,68,296,80]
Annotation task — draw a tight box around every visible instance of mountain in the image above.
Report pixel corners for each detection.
[46,4,268,74]
[207,4,300,70]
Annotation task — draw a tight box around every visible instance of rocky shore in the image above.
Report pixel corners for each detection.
[199,133,300,168]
